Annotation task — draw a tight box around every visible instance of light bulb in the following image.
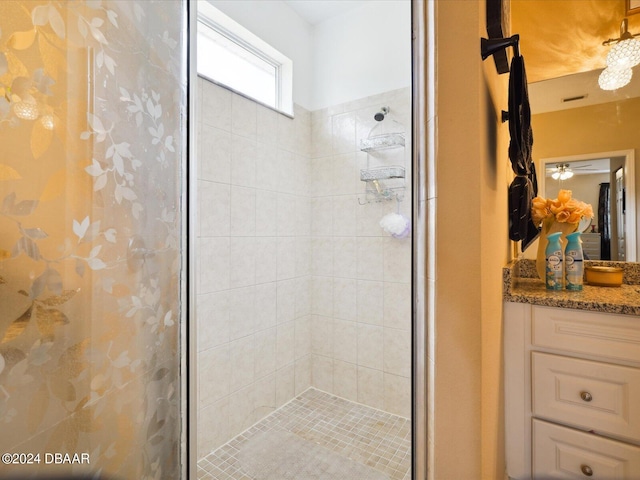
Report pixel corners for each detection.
[552,172,560,180]
[606,38,640,69]
[563,170,574,180]
[598,66,632,90]
[13,101,39,120]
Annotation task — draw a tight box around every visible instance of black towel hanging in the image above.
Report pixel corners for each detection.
[480,34,539,251]
[507,54,539,251]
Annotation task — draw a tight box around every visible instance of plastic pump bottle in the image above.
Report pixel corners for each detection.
[564,231,584,291]
[545,232,563,290]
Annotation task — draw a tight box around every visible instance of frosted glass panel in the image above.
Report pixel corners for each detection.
[0,1,186,478]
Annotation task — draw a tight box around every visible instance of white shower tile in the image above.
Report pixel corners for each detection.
[255,237,277,284]
[295,237,311,278]
[333,319,357,364]
[202,80,231,132]
[332,195,357,236]
[277,112,296,153]
[229,336,255,393]
[356,196,388,236]
[231,135,257,188]
[294,315,311,359]
[255,190,277,236]
[332,112,356,155]
[357,280,384,326]
[199,180,230,237]
[276,149,296,194]
[230,186,256,236]
[293,104,311,156]
[276,320,295,369]
[199,237,230,293]
[253,373,276,419]
[276,279,296,324]
[383,236,411,283]
[200,127,231,184]
[311,276,333,317]
[383,281,411,330]
[310,197,333,236]
[229,237,255,288]
[228,286,255,341]
[311,315,333,357]
[333,278,356,322]
[356,237,384,281]
[294,275,311,317]
[294,355,311,395]
[295,197,312,237]
[276,193,297,236]
[198,344,230,407]
[254,282,277,331]
[198,397,229,458]
[311,110,332,159]
[332,237,356,279]
[357,365,383,410]
[275,363,295,407]
[256,144,279,192]
[257,104,278,146]
[357,323,383,370]
[232,93,257,140]
[254,327,276,379]
[310,158,333,199]
[311,237,333,276]
[228,384,255,437]
[383,327,411,377]
[384,372,411,418]
[276,237,296,280]
[331,153,358,196]
[197,291,230,350]
[311,354,333,393]
[333,360,357,402]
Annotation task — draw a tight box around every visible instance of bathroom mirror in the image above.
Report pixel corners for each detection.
[512,0,640,261]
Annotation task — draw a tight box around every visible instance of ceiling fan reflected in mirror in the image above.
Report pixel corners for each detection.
[546,162,602,180]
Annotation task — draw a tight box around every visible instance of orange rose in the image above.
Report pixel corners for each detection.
[557,189,572,204]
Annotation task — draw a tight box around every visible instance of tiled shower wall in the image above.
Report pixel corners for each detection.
[196,79,312,457]
[197,80,412,456]
[309,88,412,418]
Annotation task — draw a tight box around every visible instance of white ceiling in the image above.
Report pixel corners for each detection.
[529,67,640,115]
[283,0,364,25]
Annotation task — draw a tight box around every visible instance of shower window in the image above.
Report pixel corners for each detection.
[197,1,293,115]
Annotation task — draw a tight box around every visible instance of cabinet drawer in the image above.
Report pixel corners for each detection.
[532,305,640,364]
[534,419,640,479]
[533,352,640,442]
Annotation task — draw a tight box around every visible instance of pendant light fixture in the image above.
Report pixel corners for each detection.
[599,18,640,90]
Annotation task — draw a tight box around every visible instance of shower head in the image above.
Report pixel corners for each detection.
[374,106,389,122]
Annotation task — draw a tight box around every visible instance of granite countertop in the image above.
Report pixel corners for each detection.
[504,259,640,316]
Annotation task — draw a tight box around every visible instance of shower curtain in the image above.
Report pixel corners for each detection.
[598,182,611,260]
[0,1,187,478]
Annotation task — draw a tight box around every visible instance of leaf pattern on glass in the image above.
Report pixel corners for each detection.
[0,306,32,344]
[0,1,184,476]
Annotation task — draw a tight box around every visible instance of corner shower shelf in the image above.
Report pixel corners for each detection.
[359,133,405,152]
[360,166,405,182]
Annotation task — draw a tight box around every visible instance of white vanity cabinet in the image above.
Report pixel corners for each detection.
[504,302,640,480]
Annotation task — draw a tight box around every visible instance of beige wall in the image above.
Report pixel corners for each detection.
[530,97,640,258]
[433,1,510,479]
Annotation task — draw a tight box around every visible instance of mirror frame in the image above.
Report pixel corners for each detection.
[540,149,637,262]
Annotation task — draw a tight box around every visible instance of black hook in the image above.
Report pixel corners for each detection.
[480,34,520,61]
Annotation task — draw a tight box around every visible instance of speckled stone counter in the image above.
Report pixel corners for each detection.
[503,259,640,316]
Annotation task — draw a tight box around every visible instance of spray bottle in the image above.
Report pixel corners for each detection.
[564,231,584,291]
[545,232,563,290]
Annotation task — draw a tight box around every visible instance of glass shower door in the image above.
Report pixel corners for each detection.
[0,1,187,478]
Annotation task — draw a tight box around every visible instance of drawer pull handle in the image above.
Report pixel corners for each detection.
[581,464,593,476]
[580,391,593,402]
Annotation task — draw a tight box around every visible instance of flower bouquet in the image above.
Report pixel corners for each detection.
[531,189,594,280]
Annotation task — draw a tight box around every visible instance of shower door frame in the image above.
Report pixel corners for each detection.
[186,2,432,478]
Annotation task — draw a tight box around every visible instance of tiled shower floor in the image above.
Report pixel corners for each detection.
[197,388,411,480]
